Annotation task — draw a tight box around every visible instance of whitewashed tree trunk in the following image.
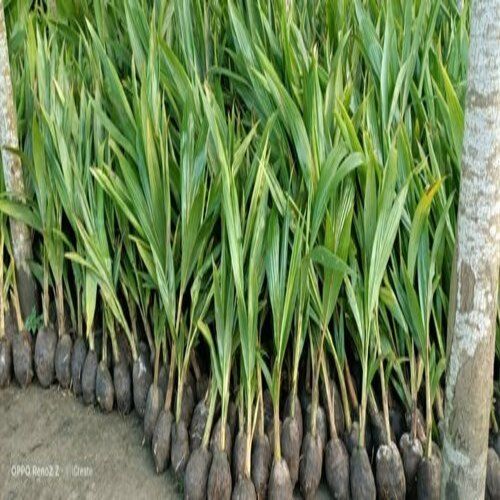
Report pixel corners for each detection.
[441,0,500,498]
[0,3,37,320]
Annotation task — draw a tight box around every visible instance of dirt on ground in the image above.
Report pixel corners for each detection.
[0,384,330,499]
[0,384,179,499]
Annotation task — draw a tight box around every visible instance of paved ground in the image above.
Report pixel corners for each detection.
[0,383,330,499]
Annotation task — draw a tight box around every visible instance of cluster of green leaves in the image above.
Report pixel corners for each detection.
[2,0,489,465]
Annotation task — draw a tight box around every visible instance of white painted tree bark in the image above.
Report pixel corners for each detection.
[441,0,500,498]
[0,3,37,319]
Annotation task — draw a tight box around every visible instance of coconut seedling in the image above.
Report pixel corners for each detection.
[202,250,237,500]
[190,374,212,452]
[253,282,275,497]
[184,378,218,500]
[119,243,155,371]
[303,242,352,499]
[384,266,428,497]
[393,180,450,499]
[300,323,327,500]
[0,159,38,389]
[105,303,134,415]
[171,270,213,480]
[96,307,114,413]
[143,298,166,444]
[289,48,361,491]
[321,348,350,500]
[228,180,268,500]
[252,356,272,500]
[264,209,304,500]
[390,285,425,496]
[281,281,307,491]
[96,201,125,415]
[204,89,272,498]
[8,262,33,387]
[68,261,89,397]
[325,238,360,450]
[58,240,87,396]
[344,145,409,499]
[169,102,216,480]
[100,215,134,415]
[306,179,356,500]
[80,277,99,405]
[33,250,56,388]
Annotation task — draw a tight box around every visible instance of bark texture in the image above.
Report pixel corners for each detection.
[441,0,500,498]
[0,4,37,319]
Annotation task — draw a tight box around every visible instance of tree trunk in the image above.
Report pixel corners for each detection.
[0,4,37,320]
[441,0,500,498]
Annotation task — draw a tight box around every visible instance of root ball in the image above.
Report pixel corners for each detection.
[96,360,114,413]
[281,416,300,487]
[268,458,293,500]
[180,382,195,426]
[82,349,98,405]
[416,454,441,500]
[375,441,406,500]
[13,330,33,388]
[114,360,132,414]
[144,384,164,444]
[251,433,271,499]
[207,451,232,500]
[370,411,388,450]
[55,333,72,389]
[158,364,168,397]
[299,431,323,500]
[0,337,12,387]
[232,477,256,500]
[399,432,423,493]
[190,399,209,451]
[171,419,190,480]
[305,404,327,451]
[71,337,87,396]
[486,448,500,500]
[152,409,173,473]
[233,430,247,482]
[211,418,232,457]
[34,325,57,387]
[284,394,303,441]
[184,446,213,500]
[320,380,345,437]
[325,437,349,500]
[350,446,376,500]
[132,351,153,418]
